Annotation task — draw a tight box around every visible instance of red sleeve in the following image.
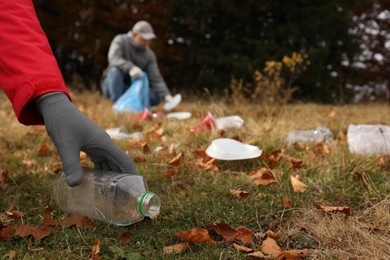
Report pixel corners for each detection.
[0,0,71,125]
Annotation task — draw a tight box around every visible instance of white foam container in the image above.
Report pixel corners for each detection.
[206,138,262,160]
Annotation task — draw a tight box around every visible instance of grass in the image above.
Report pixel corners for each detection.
[0,89,389,259]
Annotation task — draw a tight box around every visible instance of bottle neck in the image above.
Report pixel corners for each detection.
[138,191,161,217]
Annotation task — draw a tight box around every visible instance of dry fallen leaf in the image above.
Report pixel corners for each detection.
[6,250,16,260]
[249,167,277,186]
[314,143,331,156]
[290,175,308,192]
[353,172,369,187]
[0,222,15,241]
[6,210,24,219]
[235,226,254,245]
[40,205,59,227]
[280,152,303,169]
[175,228,216,247]
[164,169,178,178]
[15,222,52,240]
[206,222,238,242]
[280,196,293,209]
[38,144,49,156]
[247,250,266,258]
[260,237,282,257]
[163,242,190,254]
[265,230,281,240]
[88,238,101,260]
[230,189,250,201]
[206,223,253,245]
[316,204,351,216]
[232,243,254,253]
[117,231,133,245]
[62,213,97,228]
[195,158,220,173]
[168,152,184,166]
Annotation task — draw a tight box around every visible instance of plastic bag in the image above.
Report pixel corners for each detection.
[347,124,390,155]
[112,74,150,113]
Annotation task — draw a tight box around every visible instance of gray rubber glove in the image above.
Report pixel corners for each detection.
[37,92,138,187]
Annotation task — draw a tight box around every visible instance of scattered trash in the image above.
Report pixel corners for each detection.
[206,138,262,160]
[152,112,165,119]
[106,128,144,141]
[215,115,244,130]
[53,168,160,226]
[164,94,182,111]
[137,108,153,122]
[348,124,390,155]
[190,112,216,133]
[113,74,150,113]
[287,127,332,145]
[166,112,192,120]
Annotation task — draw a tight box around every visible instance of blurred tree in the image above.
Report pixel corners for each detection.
[168,0,366,102]
[348,0,390,102]
[34,0,382,103]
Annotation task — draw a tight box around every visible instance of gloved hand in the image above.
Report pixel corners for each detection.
[37,92,139,187]
[129,66,143,79]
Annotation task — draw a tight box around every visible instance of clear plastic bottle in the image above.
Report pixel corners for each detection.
[287,127,333,145]
[52,168,160,226]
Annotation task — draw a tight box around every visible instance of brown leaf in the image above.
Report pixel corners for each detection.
[117,231,133,245]
[206,223,253,245]
[6,250,16,260]
[353,172,368,187]
[260,237,282,257]
[230,189,250,201]
[233,243,254,253]
[168,152,184,166]
[88,238,101,260]
[280,196,293,209]
[266,230,281,240]
[129,140,151,154]
[163,242,190,254]
[235,226,254,245]
[38,144,49,156]
[133,155,147,163]
[40,205,59,227]
[247,251,266,259]
[195,158,220,173]
[164,169,178,178]
[0,169,8,189]
[145,123,163,139]
[267,219,280,231]
[175,228,216,247]
[6,210,24,220]
[276,249,311,259]
[280,153,303,169]
[15,222,52,240]
[62,213,97,228]
[314,143,331,156]
[249,167,277,186]
[206,222,238,241]
[0,222,15,241]
[316,204,350,216]
[290,175,308,192]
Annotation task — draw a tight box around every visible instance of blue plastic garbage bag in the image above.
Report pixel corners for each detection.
[113,73,150,113]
